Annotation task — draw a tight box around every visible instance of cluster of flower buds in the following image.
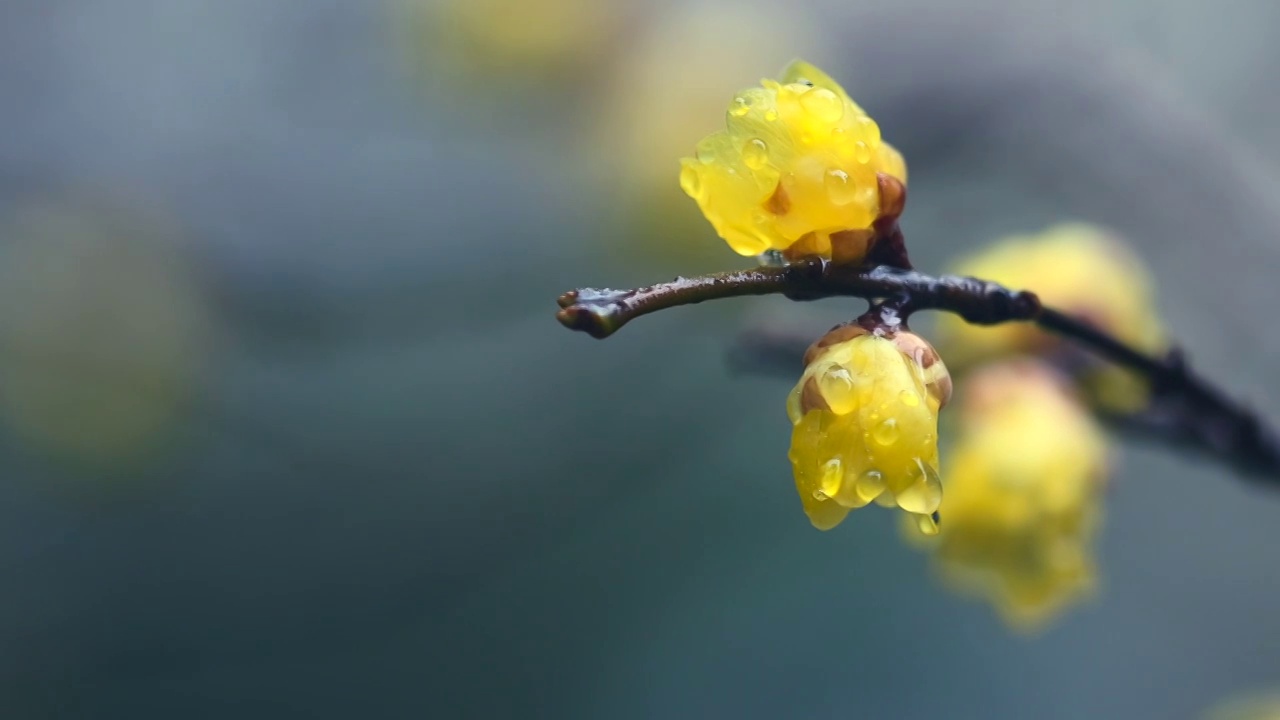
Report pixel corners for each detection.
[680,62,1166,631]
[914,223,1166,629]
[682,61,950,535]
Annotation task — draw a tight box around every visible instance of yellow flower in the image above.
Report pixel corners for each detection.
[397,0,622,80]
[1203,692,1280,720]
[934,223,1166,411]
[787,325,951,532]
[0,193,212,474]
[680,60,908,262]
[916,361,1109,631]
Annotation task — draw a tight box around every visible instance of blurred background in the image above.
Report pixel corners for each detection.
[1,0,1279,717]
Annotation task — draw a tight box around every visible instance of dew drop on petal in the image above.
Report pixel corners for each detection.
[786,385,803,424]
[820,458,843,498]
[854,141,871,164]
[742,138,769,170]
[764,109,779,122]
[915,512,940,536]
[857,185,878,206]
[824,168,858,206]
[856,116,881,145]
[799,88,844,124]
[729,96,752,117]
[896,458,943,514]
[872,418,899,446]
[899,389,920,407]
[818,366,857,414]
[856,469,885,502]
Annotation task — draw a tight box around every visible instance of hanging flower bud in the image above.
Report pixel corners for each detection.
[787,324,951,532]
[934,223,1166,412]
[679,60,907,262]
[912,360,1109,631]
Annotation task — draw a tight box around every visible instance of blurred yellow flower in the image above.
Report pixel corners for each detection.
[1204,692,1280,720]
[934,223,1166,412]
[787,325,950,532]
[0,195,212,475]
[680,59,907,261]
[914,361,1109,631]
[397,0,624,80]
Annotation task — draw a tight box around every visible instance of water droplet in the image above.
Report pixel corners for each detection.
[824,168,859,206]
[817,366,857,414]
[679,165,701,196]
[785,386,803,424]
[855,116,881,145]
[915,512,940,536]
[874,492,898,508]
[856,470,885,502]
[799,88,844,123]
[896,459,943,514]
[853,141,871,164]
[742,138,769,170]
[729,96,752,117]
[858,186,877,206]
[872,418,899,446]
[764,109,778,122]
[812,489,828,500]
[899,390,920,407]
[757,249,786,267]
[819,458,843,498]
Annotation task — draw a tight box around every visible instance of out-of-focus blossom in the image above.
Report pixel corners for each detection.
[1204,692,1280,720]
[396,0,626,82]
[787,325,950,532]
[934,223,1166,412]
[0,194,213,475]
[911,360,1109,631]
[680,59,907,261]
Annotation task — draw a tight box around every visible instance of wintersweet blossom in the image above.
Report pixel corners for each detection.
[680,60,906,261]
[787,325,950,532]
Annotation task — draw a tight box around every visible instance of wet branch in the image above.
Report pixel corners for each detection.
[556,256,1280,483]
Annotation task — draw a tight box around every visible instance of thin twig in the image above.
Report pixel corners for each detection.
[556,258,1039,338]
[556,257,1280,482]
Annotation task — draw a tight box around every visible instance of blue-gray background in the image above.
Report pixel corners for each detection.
[1,1,1278,718]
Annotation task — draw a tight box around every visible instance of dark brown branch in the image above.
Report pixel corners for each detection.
[556,257,1039,339]
[556,257,1280,482]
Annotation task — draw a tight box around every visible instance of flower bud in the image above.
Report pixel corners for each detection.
[934,223,1165,412]
[915,360,1109,631]
[679,60,907,262]
[787,325,950,531]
